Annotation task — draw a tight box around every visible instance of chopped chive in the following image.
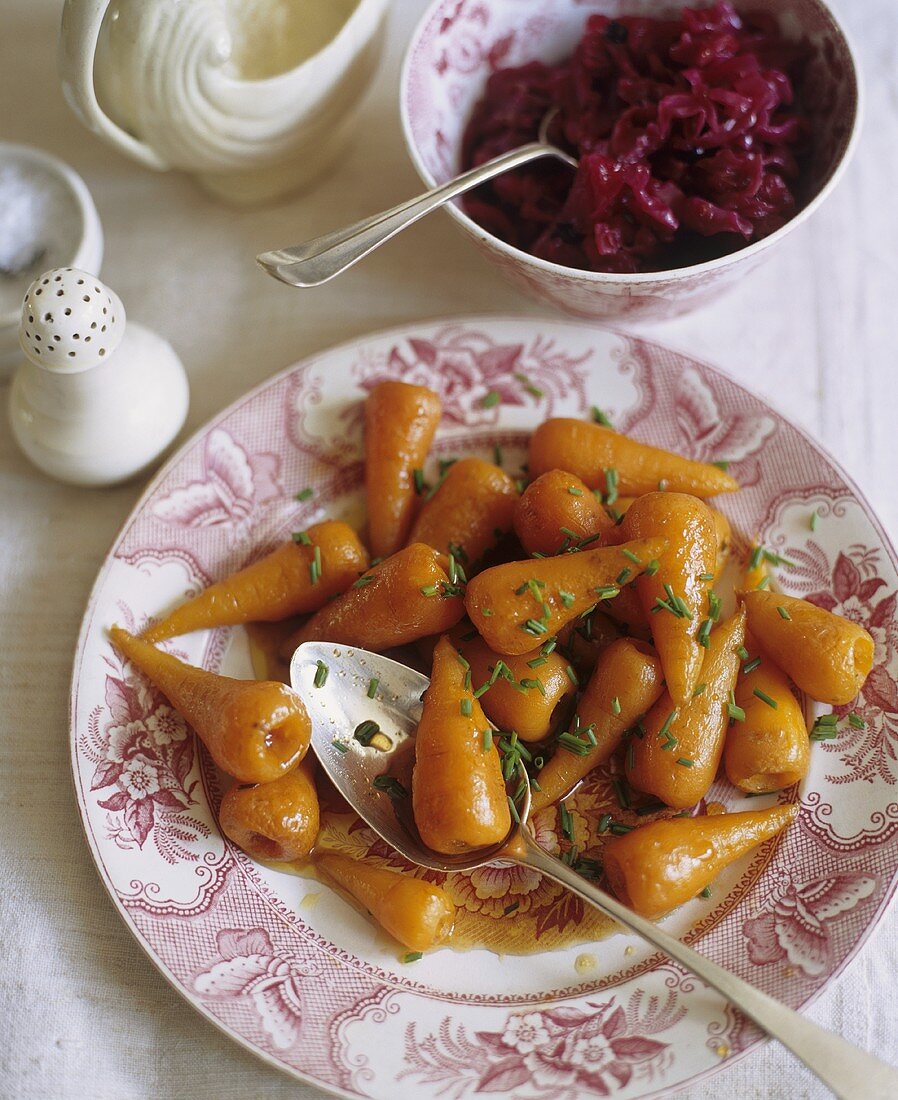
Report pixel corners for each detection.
[598,813,612,834]
[699,573,714,582]
[353,573,375,588]
[482,729,492,752]
[366,677,379,699]
[616,567,632,585]
[610,823,635,835]
[644,559,660,576]
[372,775,407,799]
[585,726,597,746]
[635,800,667,817]
[757,575,772,590]
[557,733,592,757]
[420,584,438,597]
[295,487,314,502]
[507,795,521,824]
[541,637,558,656]
[658,710,678,740]
[606,506,623,523]
[700,885,712,898]
[481,390,501,409]
[403,951,424,963]
[612,778,630,809]
[692,683,707,697]
[523,618,548,636]
[777,605,792,620]
[503,901,520,916]
[848,712,865,730]
[676,757,695,768]
[559,589,576,608]
[292,530,312,545]
[657,479,669,492]
[743,656,762,674]
[577,532,603,550]
[753,688,778,709]
[563,665,577,687]
[473,681,491,700]
[354,720,381,746]
[749,545,764,570]
[559,802,574,841]
[567,485,583,496]
[737,646,749,661]
[604,467,619,505]
[313,661,328,688]
[708,591,722,622]
[660,736,678,752]
[611,696,622,715]
[332,739,349,753]
[595,585,620,600]
[515,372,544,400]
[727,697,746,721]
[698,618,713,648]
[460,698,472,717]
[712,460,730,471]
[528,656,548,669]
[591,406,613,427]
[520,677,547,696]
[763,549,797,568]
[810,511,820,532]
[626,740,635,770]
[621,548,642,565]
[309,545,322,586]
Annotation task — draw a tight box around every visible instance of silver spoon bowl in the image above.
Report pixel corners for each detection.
[292,640,898,1100]
[258,110,575,288]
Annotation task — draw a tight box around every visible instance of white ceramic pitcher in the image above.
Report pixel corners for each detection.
[58,0,389,205]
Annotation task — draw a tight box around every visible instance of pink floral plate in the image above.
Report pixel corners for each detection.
[71,317,898,1099]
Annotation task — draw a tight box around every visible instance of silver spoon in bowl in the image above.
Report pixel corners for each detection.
[291,640,898,1100]
[257,110,575,288]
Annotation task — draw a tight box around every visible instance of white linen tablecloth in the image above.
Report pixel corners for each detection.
[1,1,896,1096]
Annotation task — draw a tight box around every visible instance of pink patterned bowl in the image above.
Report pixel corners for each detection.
[400,0,862,323]
[71,317,898,1097]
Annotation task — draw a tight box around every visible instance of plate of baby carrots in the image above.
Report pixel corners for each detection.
[71,317,898,1098]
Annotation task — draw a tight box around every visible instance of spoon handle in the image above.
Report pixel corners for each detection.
[256,143,576,288]
[519,834,898,1100]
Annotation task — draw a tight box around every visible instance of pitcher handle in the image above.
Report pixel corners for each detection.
[58,0,169,171]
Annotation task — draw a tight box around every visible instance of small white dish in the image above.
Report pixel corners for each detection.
[0,143,103,378]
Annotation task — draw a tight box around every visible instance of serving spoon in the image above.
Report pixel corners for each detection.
[257,110,575,288]
[291,640,898,1099]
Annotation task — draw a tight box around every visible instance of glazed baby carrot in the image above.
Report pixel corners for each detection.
[740,540,769,592]
[626,606,746,809]
[284,543,465,656]
[711,508,732,579]
[465,536,667,656]
[457,634,577,743]
[513,470,613,557]
[316,852,455,952]
[603,803,798,918]
[365,381,442,559]
[532,639,664,813]
[725,648,809,793]
[409,457,518,567]
[413,636,511,854]
[742,590,875,706]
[143,520,369,642]
[621,493,718,704]
[109,627,310,784]
[528,419,740,498]
[219,760,319,861]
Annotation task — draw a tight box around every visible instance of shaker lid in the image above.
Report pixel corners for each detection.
[20,267,124,371]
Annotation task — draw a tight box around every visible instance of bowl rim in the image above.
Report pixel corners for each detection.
[0,142,103,327]
[400,0,864,287]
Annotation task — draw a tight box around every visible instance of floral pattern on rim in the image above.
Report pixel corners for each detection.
[743,869,878,978]
[354,324,593,425]
[81,626,209,859]
[397,991,683,1098]
[194,928,321,1052]
[152,427,283,533]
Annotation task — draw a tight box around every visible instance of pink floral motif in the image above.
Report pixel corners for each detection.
[744,871,877,978]
[673,366,776,482]
[80,643,209,860]
[355,325,591,425]
[194,928,320,1051]
[398,992,681,1098]
[782,541,898,784]
[152,428,282,530]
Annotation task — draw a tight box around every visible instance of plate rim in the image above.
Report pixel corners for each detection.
[69,313,898,1097]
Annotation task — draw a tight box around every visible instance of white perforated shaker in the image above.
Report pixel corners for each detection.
[20,267,124,370]
[9,267,189,487]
